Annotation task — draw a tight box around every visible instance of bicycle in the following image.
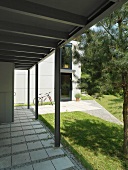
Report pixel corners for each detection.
[33,92,53,105]
[45,92,53,105]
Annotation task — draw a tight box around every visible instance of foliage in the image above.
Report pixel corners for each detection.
[75,93,81,98]
[39,112,125,170]
[73,2,128,96]
[73,2,128,159]
[61,45,72,68]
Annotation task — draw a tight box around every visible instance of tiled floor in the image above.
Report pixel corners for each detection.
[0,108,84,170]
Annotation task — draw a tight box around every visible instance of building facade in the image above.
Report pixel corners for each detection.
[14,41,81,104]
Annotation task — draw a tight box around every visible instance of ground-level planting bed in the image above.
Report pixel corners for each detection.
[39,111,125,170]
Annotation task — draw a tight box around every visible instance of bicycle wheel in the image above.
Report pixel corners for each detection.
[33,97,42,105]
[49,96,53,105]
[39,97,43,105]
[42,97,46,104]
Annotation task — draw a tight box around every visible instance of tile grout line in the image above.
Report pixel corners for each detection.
[24,120,34,170]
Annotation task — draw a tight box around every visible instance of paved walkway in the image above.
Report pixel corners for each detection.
[0,108,85,170]
[33,100,122,125]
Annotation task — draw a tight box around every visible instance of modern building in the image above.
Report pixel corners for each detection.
[14,42,81,104]
[0,0,126,147]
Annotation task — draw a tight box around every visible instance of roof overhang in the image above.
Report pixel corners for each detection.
[0,0,127,70]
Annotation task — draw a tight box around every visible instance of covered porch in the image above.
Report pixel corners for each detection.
[0,107,82,169]
[0,0,127,150]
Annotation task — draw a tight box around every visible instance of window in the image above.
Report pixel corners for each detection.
[61,73,72,101]
[61,44,72,69]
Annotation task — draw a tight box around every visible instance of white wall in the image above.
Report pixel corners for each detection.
[72,62,81,100]
[14,43,81,103]
[14,53,55,104]
[0,62,14,123]
[14,70,27,103]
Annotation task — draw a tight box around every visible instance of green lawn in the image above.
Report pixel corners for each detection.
[81,94,94,100]
[39,111,125,170]
[95,95,123,122]
[14,101,53,107]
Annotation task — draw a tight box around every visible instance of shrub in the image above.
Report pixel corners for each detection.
[75,93,81,98]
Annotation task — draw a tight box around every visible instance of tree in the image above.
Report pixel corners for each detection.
[74,30,113,96]
[74,2,128,163]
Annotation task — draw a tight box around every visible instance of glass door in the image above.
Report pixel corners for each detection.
[61,73,72,101]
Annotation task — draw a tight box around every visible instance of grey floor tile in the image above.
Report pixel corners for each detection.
[46,148,64,157]
[14,119,20,121]
[12,143,28,153]
[11,127,23,132]
[52,156,74,170]
[0,156,11,169]
[11,165,33,170]
[31,122,40,125]
[28,119,33,121]
[22,125,33,130]
[33,160,55,170]
[11,131,24,137]
[14,118,19,120]
[41,139,54,148]
[11,123,21,127]
[12,152,31,166]
[12,136,25,144]
[32,125,43,129]
[27,141,43,150]
[25,135,39,142]
[0,124,10,128]
[21,122,31,126]
[27,116,35,119]
[0,138,11,146]
[0,128,10,133]
[20,117,28,119]
[16,114,26,117]
[20,120,29,123]
[14,120,21,123]
[34,128,46,134]
[38,133,51,140]
[0,132,10,139]
[23,130,35,135]
[14,116,20,118]
[30,150,48,161]
[27,114,34,116]
[0,146,11,156]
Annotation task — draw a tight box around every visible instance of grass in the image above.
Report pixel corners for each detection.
[39,111,125,170]
[14,103,28,107]
[95,95,123,122]
[14,102,53,107]
[81,94,94,100]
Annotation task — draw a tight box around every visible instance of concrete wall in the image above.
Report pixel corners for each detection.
[14,70,27,103]
[14,53,55,104]
[72,61,81,100]
[14,42,81,104]
[0,62,14,123]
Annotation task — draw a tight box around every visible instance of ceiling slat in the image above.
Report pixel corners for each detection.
[0,21,68,40]
[0,0,87,27]
[0,43,50,54]
[0,34,57,48]
[0,50,43,58]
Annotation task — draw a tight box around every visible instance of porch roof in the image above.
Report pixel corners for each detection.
[0,0,127,70]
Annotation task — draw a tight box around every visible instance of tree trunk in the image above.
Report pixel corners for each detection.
[122,73,128,163]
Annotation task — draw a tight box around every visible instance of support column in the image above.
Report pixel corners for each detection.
[0,62,14,123]
[55,47,61,147]
[35,64,38,120]
[27,69,30,109]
